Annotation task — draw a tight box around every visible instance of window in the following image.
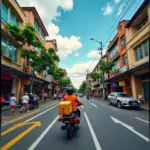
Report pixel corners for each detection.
[110,43,118,58]
[40,31,45,41]
[112,59,120,72]
[1,36,18,62]
[1,2,8,23]
[138,16,148,30]
[1,36,7,51]
[123,54,127,65]
[34,20,39,32]
[10,11,15,25]
[134,39,149,61]
[121,36,125,48]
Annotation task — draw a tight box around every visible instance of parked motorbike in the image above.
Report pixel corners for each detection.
[28,99,39,110]
[58,104,82,139]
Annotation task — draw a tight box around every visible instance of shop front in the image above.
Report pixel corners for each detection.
[110,75,131,96]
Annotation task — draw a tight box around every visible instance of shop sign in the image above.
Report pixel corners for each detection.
[1,72,11,80]
[112,82,118,88]
[119,81,125,86]
[120,66,128,73]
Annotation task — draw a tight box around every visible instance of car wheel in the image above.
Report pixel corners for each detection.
[108,100,112,105]
[117,101,122,108]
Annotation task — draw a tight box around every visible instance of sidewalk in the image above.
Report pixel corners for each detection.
[1,99,59,125]
[1,98,58,111]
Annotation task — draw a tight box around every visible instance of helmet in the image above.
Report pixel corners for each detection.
[67,87,74,95]
[30,93,32,95]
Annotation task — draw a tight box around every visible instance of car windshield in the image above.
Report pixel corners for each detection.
[117,93,129,97]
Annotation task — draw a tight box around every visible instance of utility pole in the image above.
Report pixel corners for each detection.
[99,42,105,100]
[90,38,105,99]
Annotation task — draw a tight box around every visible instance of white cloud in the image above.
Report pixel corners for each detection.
[66,60,99,88]
[56,35,82,58]
[18,0,82,59]
[117,3,125,16]
[114,0,120,4]
[101,3,114,15]
[74,52,79,56]
[87,50,100,58]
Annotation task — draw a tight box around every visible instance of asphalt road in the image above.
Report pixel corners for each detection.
[1,97,149,150]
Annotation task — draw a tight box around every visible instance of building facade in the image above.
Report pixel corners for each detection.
[106,20,132,96]
[126,0,150,103]
[1,0,30,101]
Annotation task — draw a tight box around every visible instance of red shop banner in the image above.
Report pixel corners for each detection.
[1,72,11,80]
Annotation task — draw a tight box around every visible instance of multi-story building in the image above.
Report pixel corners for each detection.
[18,7,50,99]
[45,39,60,96]
[106,20,132,95]
[1,0,30,101]
[126,0,150,103]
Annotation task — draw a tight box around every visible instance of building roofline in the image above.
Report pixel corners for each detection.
[46,39,58,51]
[14,0,27,18]
[126,0,149,28]
[22,7,49,36]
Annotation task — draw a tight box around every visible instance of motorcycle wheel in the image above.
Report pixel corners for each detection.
[67,129,73,139]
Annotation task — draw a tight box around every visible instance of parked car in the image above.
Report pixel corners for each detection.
[108,92,140,109]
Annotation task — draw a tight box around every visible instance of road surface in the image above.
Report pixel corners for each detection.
[1,97,149,150]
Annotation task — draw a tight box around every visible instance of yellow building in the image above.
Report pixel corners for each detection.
[1,0,28,101]
[126,0,150,103]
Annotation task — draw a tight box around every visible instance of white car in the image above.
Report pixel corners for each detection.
[108,92,140,109]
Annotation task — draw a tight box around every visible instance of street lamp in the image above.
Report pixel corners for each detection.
[90,38,105,100]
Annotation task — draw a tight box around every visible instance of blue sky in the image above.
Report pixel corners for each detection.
[18,0,144,88]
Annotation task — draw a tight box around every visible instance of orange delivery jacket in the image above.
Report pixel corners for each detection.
[64,94,83,112]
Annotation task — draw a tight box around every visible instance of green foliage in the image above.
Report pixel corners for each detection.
[6,24,60,76]
[99,61,115,73]
[57,78,71,87]
[53,68,65,80]
[90,72,101,80]
[78,81,87,93]
[6,24,23,42]
[22,25,36,45]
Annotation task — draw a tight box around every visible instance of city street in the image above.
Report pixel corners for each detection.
[1,97,149,150]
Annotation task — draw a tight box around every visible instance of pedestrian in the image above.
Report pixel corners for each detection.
[54,93,57,100]
[1,94,5,107]
[9,93,17,115]
[20,93,29,113]
[44,92,47,101]
[138,92,144,104]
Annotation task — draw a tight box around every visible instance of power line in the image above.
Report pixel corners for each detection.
[104,0,137,46]
[106,0,126,36]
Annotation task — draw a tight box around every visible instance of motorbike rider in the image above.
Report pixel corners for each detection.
[64,87,83,117]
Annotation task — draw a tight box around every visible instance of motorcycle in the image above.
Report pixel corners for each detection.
[28,98,39,110]
[58,104,82,139]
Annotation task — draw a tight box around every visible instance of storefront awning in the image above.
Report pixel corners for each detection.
[1,64,33,78]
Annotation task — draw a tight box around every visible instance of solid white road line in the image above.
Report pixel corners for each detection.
[25,105,57,123]
[111,116,149,142]
[90,102,98,108]
[110,107,117,111]
[135,117,149,124]
[84,112,102,150]
[28,116,59,150]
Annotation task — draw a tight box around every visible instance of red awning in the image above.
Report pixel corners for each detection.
[1,72,11,80]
